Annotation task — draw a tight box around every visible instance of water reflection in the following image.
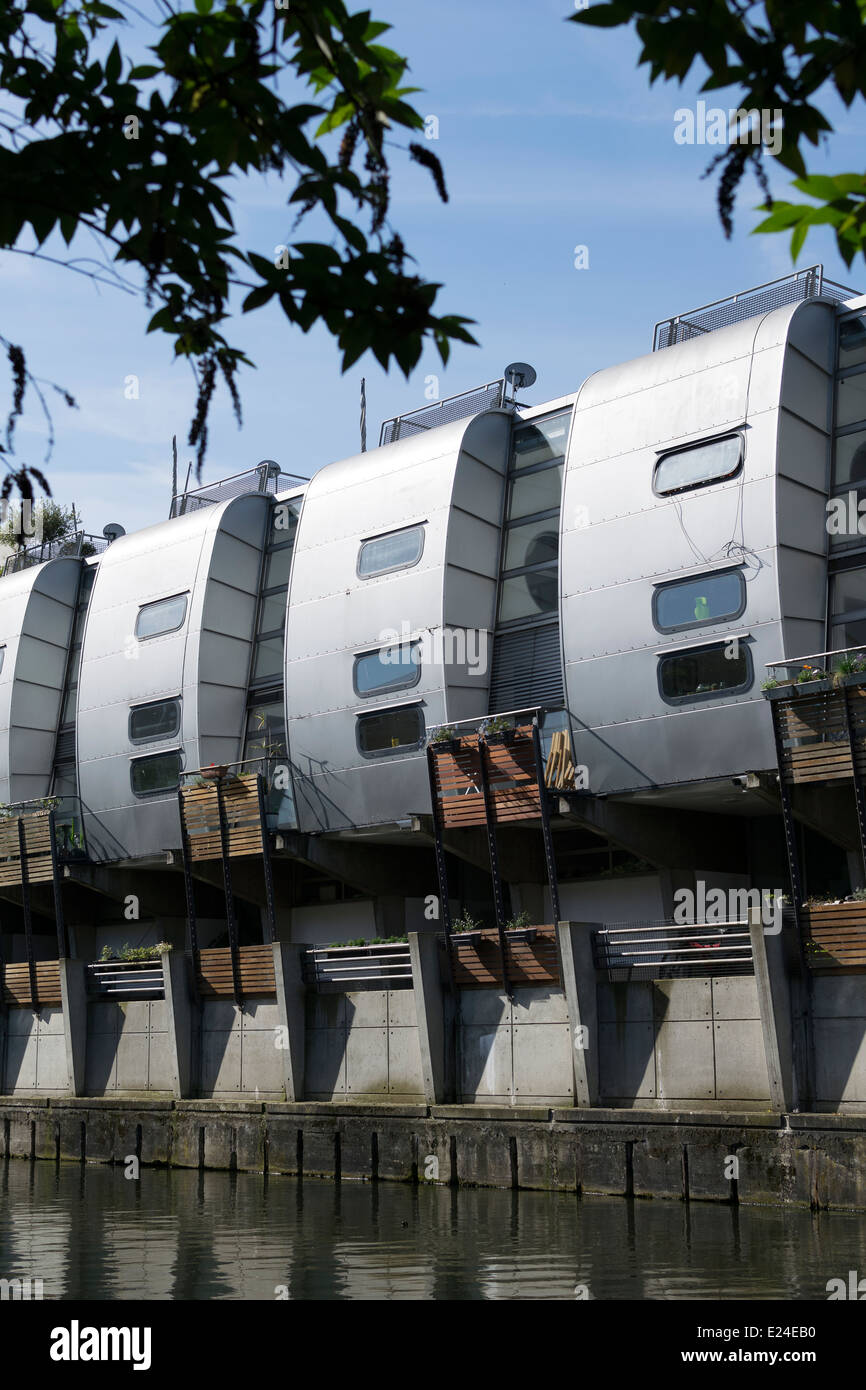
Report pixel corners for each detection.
[2,1159,866,1300]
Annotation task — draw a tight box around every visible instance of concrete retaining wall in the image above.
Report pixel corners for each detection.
[84,1000,173,1095]
[458,987,573,1105]
[305,989,425,1102]
[5,1097,866,1211]
[195,997,285,1099]
[812,976,866,1111]
[598,976,772,1108]
[2,1007,67,1095]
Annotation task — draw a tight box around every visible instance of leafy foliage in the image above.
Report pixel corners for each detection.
[0,0,476,490]
[570,1,866,263]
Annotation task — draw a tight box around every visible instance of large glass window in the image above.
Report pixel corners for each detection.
[354,642,421,697]
[653,569,746,633]
[129,698,180,744]
[0,646,5,675]
[135,593,188,640]
[511,416,571,470]
[839,315,866,370]
[130,750,182,796]
[830,567,866,650]
[654,435,743,496]
[495,409,570,634]
[358,525,425,578]
[658,642,752,703]
[248,498,301,695]
[356,704,425,757]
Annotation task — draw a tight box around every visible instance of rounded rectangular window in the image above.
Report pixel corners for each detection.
[658,642,752,704]
[356,704,425,757]
[354,642,421,697]
[358,525,425,578]
[653,569,746,634]
[654,436,742,497]
[135,593,188,640]
[129,698,181,744]
[130,750,182,797]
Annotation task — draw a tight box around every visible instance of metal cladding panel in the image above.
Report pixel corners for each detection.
[77,494,269,860]
[561,300,829,794]
[286,412,510,830]
[0,558,80,804]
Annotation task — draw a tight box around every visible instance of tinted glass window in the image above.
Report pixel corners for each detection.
[511,415,570,470]
[265,545,293,591]
[498,570,558,624]
[509,465,563,521]
[0,646,4,675]
[840,317,866,369]
[503,516,559,571]
[129,699,181,744]
[654,436,742,496]
[654,570,746,633]
[252,635,284,682]
[135,594,188,640]
[257,592,286,635]
[354,643,421,697]
[356,704,424,756]
[659,643,751,702]
[358,526,424,577]
[834,426,866,486]
[837,372,866,429]
[130,751,182,796]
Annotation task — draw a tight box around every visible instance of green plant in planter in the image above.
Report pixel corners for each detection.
[429,725,457,744]
[481,715,511,736]
[99,942,172,962]
[452,911,482,934]
[797,664,827,683]
[761,678,781,690]
[849,887,866,902]
[504,910,533,932]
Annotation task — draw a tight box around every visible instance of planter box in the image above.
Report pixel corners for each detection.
[801,901,866,972]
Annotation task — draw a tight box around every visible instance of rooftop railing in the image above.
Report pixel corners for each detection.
[169,461,308,518]
[1,531,107,577]
[379,379,509,446]
[653,265,860,351]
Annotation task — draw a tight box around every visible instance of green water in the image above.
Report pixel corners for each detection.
[2,1159,866,1300]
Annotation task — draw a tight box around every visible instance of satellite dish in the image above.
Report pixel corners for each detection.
[103,523,126,543]
[504,361,537,395]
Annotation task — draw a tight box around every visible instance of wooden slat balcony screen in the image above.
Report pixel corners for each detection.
[448,927,560,989]
[180,774,264,859]
[429,726,542,828]
[0,960,62,1007]
[195,945,276,997]
[802,903,866,973]
[774,689,866,785]
[0,812,55,886]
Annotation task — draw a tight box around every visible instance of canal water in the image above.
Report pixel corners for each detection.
[2,1159,866,1300]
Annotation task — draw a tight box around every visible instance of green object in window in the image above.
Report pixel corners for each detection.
[694,595,709,621]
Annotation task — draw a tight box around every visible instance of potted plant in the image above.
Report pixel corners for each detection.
[450,911,483,939]
[480,714,514,743]
[503,909,537,942]
[834,652,866,688]
[793,663,832,693]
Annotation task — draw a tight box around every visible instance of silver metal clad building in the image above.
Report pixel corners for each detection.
[561,299,836,797]
[0,273,860,876]
[284,412,511,831]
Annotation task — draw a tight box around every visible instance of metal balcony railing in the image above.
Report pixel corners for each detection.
[86,960,165,998]
[653,265,860,351]
[380,379,509,446]
[1,531,107,577]
[169,462,308,518]
[593,919,754,980]
[303,942,414,991]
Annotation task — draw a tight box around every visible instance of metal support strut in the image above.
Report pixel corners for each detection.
[215,781,242,1005]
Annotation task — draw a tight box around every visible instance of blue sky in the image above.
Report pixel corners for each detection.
[3,0,866,533]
